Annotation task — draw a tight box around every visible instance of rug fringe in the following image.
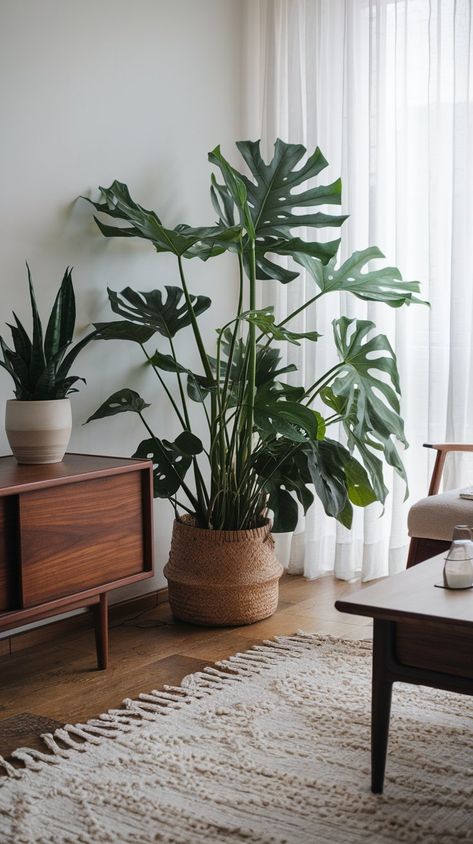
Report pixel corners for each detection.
[0,756,21,778]
[0,632,363,781]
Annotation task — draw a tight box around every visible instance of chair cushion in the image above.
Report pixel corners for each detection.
[408,488,473,541]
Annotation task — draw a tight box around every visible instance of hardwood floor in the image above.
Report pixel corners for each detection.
[0,573,373,761]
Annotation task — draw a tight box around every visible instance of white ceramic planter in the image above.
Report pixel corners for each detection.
[5,398,72,464]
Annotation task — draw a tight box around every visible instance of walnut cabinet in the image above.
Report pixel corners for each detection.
[0,453,154,669]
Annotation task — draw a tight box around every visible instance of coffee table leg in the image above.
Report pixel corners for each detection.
[371,619,393,794]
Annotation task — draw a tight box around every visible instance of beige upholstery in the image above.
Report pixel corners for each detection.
[408,488,473,541]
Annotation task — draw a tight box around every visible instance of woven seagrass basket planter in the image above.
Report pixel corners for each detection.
[164,515,283,627]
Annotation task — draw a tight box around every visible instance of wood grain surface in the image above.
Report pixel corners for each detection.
[0,574,373,760]
[0,453,151,496]
[0,454,154,673]
[0,497,18,612]
[336,555,473,627]
[19,472,145,606]
[396,619,473,679]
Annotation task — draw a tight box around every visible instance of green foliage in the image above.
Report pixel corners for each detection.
[86,388,150,421]
[242,307,320,345]
[83,180,242,259]
[0,266,96,401]
[210,140,345,282]
[84,139,424,531]
[133,432,203,498]
[105,286,211,338]
[296,248,427,308]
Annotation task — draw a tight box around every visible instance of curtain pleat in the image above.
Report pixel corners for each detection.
[246,0,473,580]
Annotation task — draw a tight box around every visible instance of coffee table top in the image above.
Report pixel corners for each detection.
[335,555,473,628]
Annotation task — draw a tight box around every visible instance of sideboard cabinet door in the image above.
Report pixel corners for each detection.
[19,472,147,607]
[0,497,18,611]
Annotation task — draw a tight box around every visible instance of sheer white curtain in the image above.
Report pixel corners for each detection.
[245,0,473,580]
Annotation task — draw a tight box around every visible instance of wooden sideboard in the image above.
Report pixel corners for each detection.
[0,453,154,669]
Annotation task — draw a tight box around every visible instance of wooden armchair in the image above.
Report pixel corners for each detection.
[406,443,473,568]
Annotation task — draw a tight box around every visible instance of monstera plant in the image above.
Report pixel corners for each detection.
[83,140,422,625]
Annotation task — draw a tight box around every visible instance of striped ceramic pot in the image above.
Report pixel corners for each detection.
[5,398,72,464]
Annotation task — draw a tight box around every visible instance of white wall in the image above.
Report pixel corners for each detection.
[0,0,244,600]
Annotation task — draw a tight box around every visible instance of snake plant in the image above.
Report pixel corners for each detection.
[0,265,96,400]
[84,140,425,532]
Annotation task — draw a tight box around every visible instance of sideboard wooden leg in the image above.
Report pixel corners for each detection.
[94,592,109,670]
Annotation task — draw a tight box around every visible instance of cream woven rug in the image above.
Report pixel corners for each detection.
[0,634,472,843]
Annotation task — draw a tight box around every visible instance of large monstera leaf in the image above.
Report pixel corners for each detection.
[210,332,297,400]
[86,388,150,423]
[254,345,297,386]
[217,330,297,384]
[254,381,325,444]
[305,439,377,529]
[209,140,346,283]
[323,317,408,501]
[242,307,320,345]
[84,180,242,259]
[147,350,215,404]
[106,286,211,339]
[133,431,203,498]
[93,321,156,343]
[254,437,376,532]
[295,248,425,308]
[253,441,313,532]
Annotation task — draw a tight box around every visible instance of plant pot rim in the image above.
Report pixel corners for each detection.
[6,398,71,405]
[174,513,272,542]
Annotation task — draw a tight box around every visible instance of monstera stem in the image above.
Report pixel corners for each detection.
[221,251,244,406]
[303,363,344,405]
[213,250,246,524]
[177,255,218,516]
[255,290,325,346]
[168,335,209,514]
[245,238,257,465]
[142,339,208,518]
[177,257,213,381]
[140,344,187,428]
[277,290,324,330]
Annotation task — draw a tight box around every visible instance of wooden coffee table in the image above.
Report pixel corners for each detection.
[335,555,473,793]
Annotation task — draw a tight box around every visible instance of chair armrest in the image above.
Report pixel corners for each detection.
[423,443,473,495]
[424,443,473,453]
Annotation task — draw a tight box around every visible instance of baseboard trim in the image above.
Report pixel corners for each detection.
[2,587,169,657]
[109,587,169,624]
